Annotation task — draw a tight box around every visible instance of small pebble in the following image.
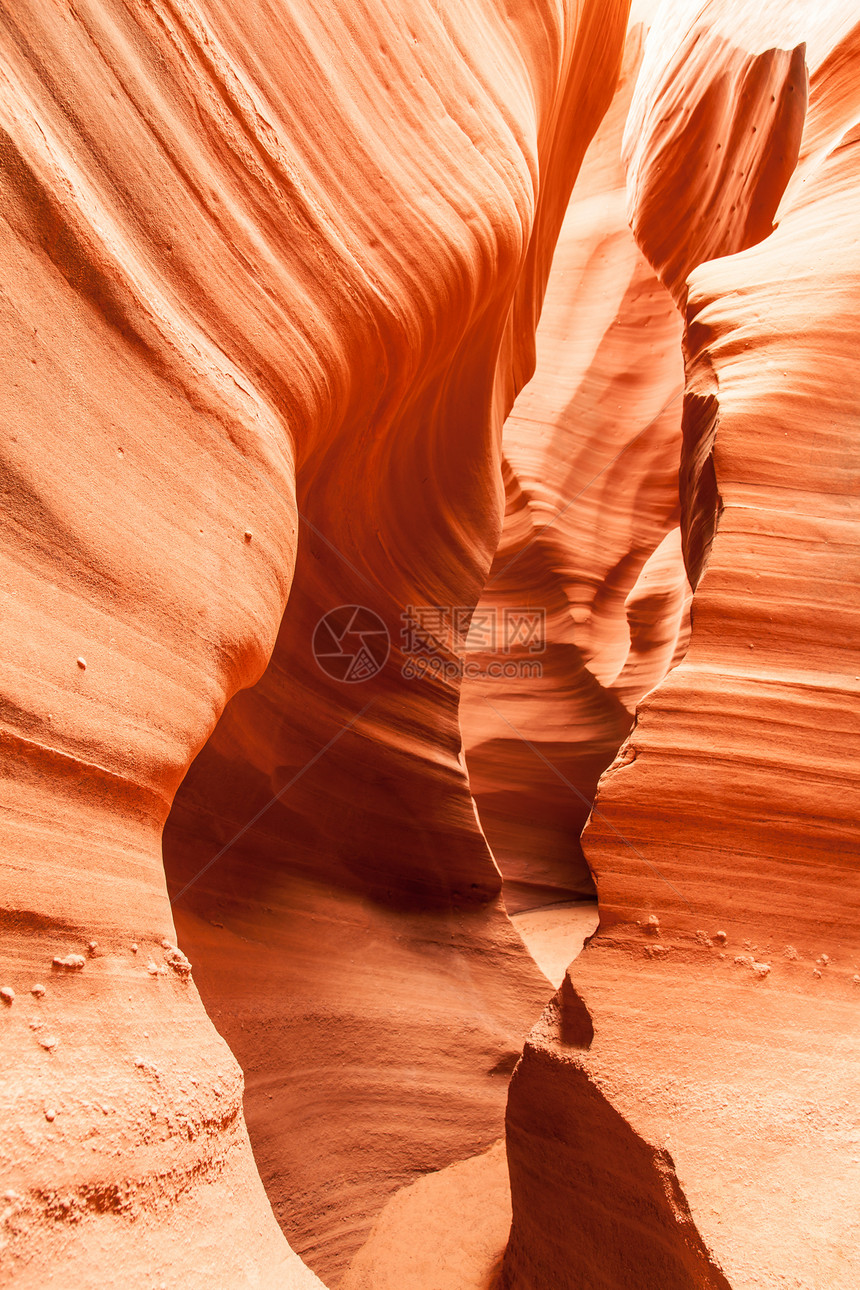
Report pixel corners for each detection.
[44,1109,55,1122]
[0,987,14,1005]
[162,943,192,977]
[149,1106,158,1117]
[39,1035,58,1051]
[130,943,138,955]
[77,657,87,670]
[644,943,670,958]
[52,954,85,971]
[31,984,46,997]
[87,941,98,956]
[714,930,728,945]
[244,530,253,542]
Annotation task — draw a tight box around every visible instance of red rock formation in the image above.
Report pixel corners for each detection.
[341,1139,511,1290]
[6,2,858,1286]
[338,898,598,1289]
[503,6,860,1288]
[161,0,635,1272]
[0,0,632,1284]
[460,26,688,914]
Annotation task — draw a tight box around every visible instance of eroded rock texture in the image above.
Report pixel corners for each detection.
[0,0,631,1285]
[459,20,689,916]
[3,0,858,1287]
[503,5,860,1289]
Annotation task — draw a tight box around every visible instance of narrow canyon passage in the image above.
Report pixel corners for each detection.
[159,17,691,1285]
[2,1,858,1288]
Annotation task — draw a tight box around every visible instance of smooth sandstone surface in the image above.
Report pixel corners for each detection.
[339,902,599,1290]
[502,5,860,1289]
[0,0,631,1285]
[160,0,632,1279]
[460,22,689,914]
[512,900,599,988]
[342,1139,511,1290]
[2,0,858,1287]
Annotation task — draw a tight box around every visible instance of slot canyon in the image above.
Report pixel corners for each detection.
[0,1,858,1287]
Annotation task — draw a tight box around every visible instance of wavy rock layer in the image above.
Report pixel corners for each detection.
[460,25,688,915]
[503,6,860,1289]
[0,0,632,1284]
[162,0,634,1274]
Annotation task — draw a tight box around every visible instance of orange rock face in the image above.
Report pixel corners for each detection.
[3,1,858,1288]
[459,24,689,916]
[502,6,860,1290]
[0,0,630,1284]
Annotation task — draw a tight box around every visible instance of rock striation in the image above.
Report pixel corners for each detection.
[502,5,860,1288]
[459,20,689,916]
[0,0,630,1284]
[2,1,858,1287]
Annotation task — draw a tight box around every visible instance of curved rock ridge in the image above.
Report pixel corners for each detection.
[503,6,860,1289]
[337,903,598,1290]
[502,987,734,1290]
[0,0,632,1284]
[460,24,689,914]
[163,0,632,1270]
[342,1139,511,1290]
[624,29,808,306]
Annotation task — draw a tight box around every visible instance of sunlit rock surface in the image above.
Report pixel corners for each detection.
[2,1,858,1287]
[0,0,629,1284]
[460,21,689,916]
[502,6,860,1289]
